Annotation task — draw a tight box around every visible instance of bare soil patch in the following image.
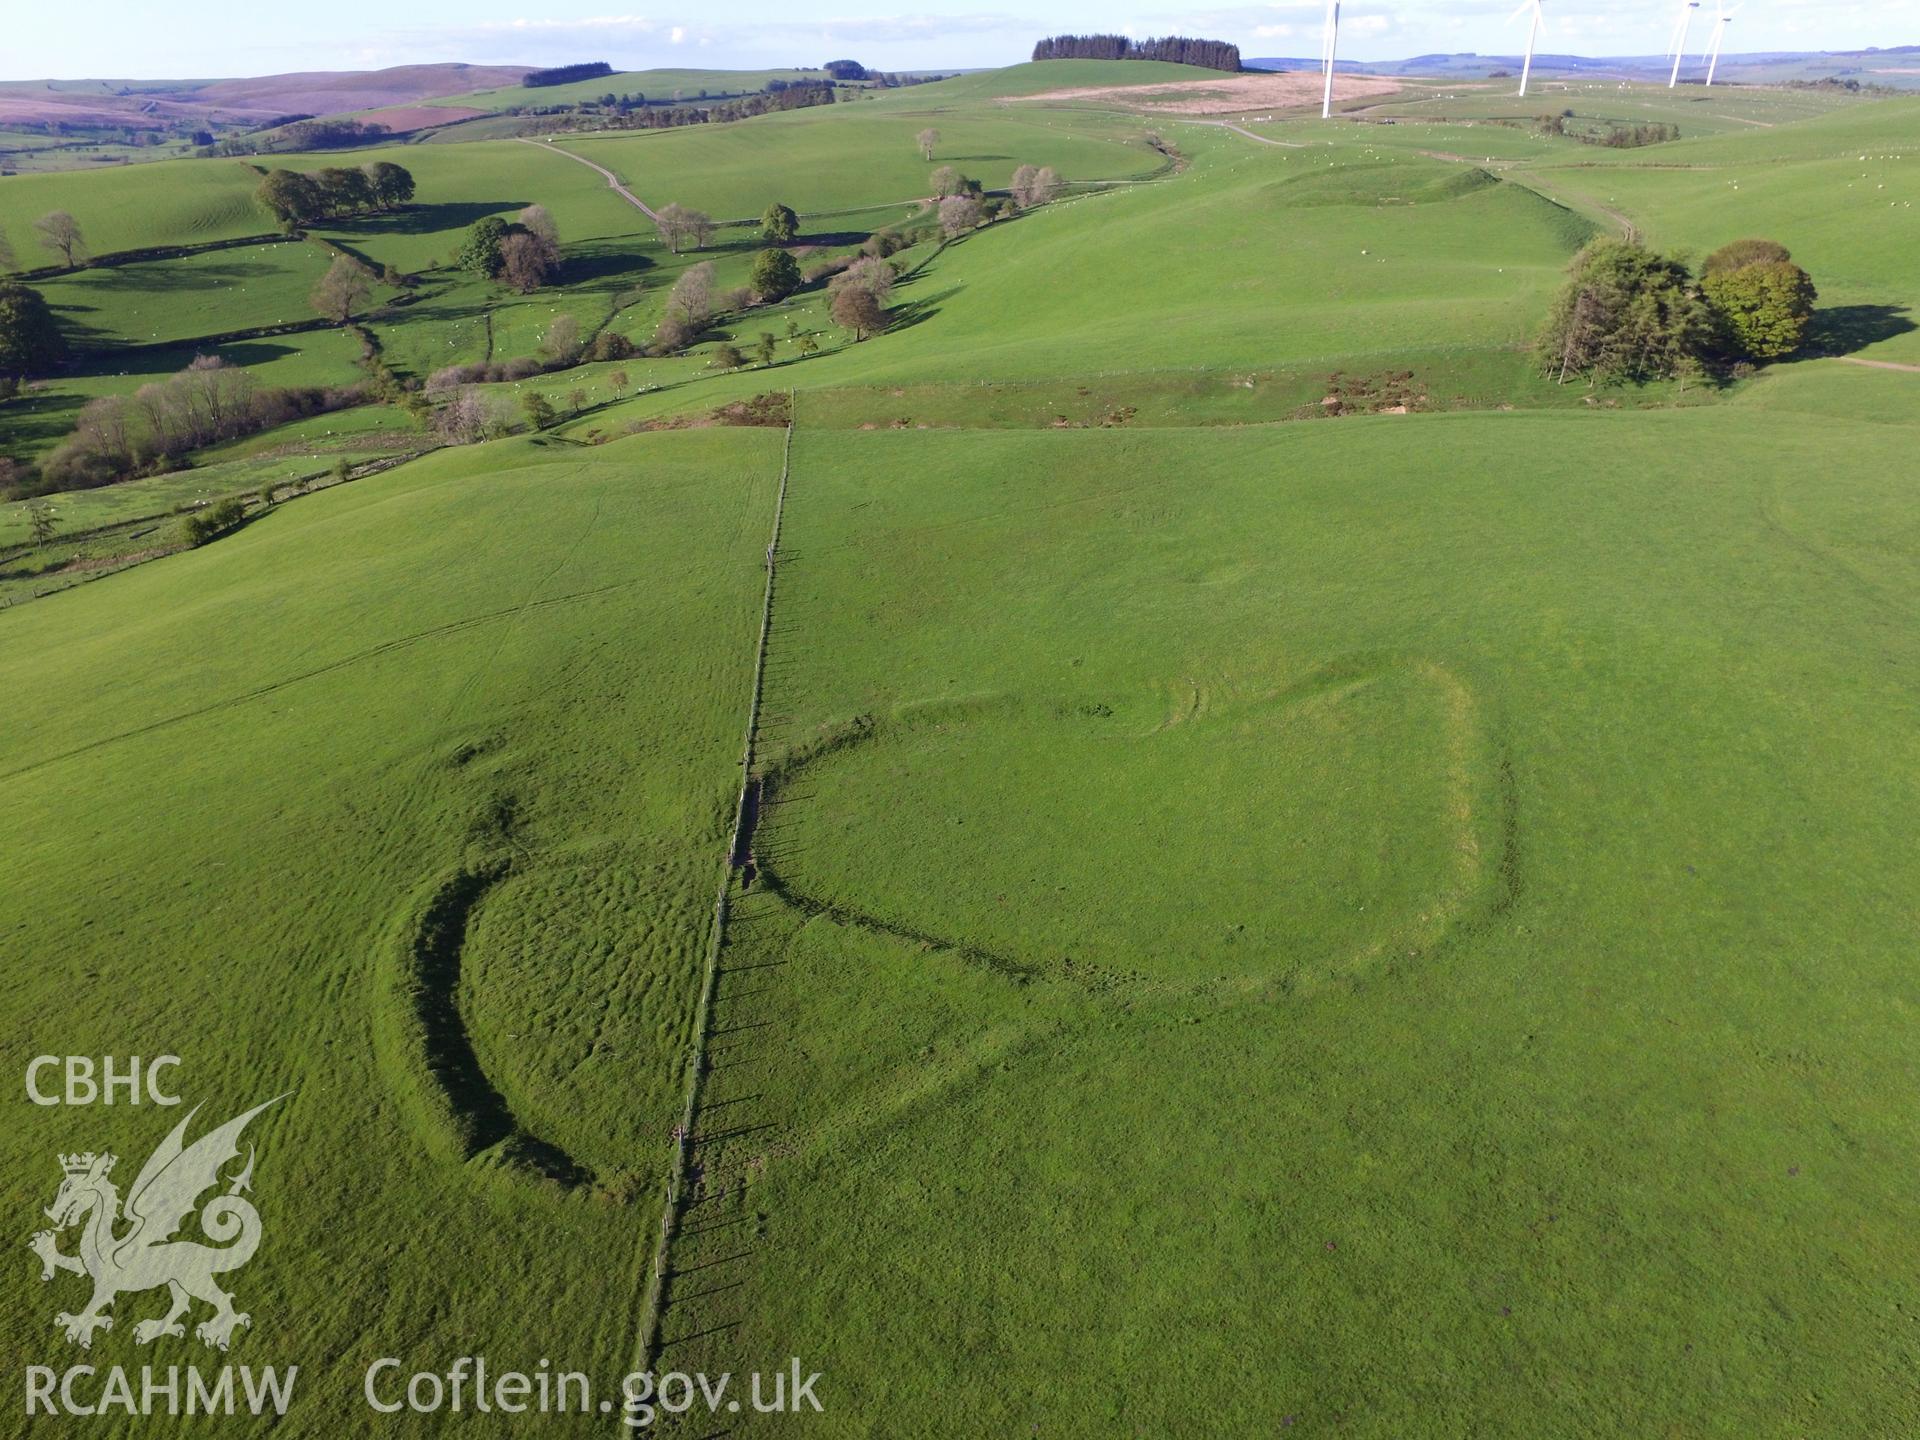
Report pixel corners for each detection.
[1014,70,1400,114]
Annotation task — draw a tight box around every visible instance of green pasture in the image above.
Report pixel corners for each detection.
[0,426,783,1433]
[0,324,371,463]
[277,139,649,274]
[1355,78,1860,132]
[32,239,332,349]
[663,408,1920,1436]
[561,103,1161,221]
[752,135,1594,385]
[1,59,1917,1437]
[0,156,269,259]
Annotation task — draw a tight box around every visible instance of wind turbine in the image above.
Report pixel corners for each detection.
[1321,0,1341,119]
[1667,0,1701,87]
[1509,0,1545,98]
[1701,0,1738,86]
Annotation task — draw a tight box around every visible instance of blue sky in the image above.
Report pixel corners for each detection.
[4,0,1914,80]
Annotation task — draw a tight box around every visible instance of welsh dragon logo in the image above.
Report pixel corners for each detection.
[28,1098,278,1351]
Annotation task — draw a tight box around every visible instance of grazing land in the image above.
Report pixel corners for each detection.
[2,51,1917,1437]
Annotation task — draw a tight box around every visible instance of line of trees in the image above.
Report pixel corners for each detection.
[1537,236,1818,384]
[256,162,416,228]
[39,356,365,491]
[655,204,714,255]
[1031,34,1242,70]
[584,81,838,134]
[205,118,394,156]
[1537,113,1681,148]
[524,62,615,88]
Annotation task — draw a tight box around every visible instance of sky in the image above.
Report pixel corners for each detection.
[3,0,1915,80]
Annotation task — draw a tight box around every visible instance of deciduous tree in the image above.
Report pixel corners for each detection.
[518,204,561,250]
[1703,258,1817,360]
[500,232,555,292]
[34,211,88,269]
[761,203,798,243]
[749,248,802,301]
[363,161,416,209]
[830,283,886,341]
[540,313,582,365]
[0,282,68,378]
[457,216,510,277]
[668,261,715,326]
[1701,238,1793,277]
[938,194,982,238]
[317,167,374,215]
[655,203,713,254]
[917,127,939,161]
[309,256,372,324]
[256,170,324,228]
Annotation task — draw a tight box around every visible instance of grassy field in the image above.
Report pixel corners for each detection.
[561,103,1162,221]
[0,156,270,259]
[2,56,1918,1436]
[0,426,782,1433]
[663,408,1920,1435]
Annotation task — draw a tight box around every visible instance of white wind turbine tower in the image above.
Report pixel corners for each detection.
[1668,0,1701,87]
[1701,0,1739,86]
[1509,0,1546,98]
[1321,0,1342,119]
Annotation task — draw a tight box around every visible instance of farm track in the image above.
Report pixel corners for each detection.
[1502,170,1637,235]
[1200,120,1306,148]
[1833,356,1920,373]
[630,409,793,1374]
[519,136,662,221]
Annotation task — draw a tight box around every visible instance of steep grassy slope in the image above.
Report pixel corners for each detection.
[0,427,782,1434]
[0,157,271,259]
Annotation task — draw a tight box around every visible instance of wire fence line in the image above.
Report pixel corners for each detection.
[629,401,794,1379]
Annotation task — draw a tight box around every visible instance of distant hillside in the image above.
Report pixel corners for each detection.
[1247,47,1920,89]
[0,63,532,131]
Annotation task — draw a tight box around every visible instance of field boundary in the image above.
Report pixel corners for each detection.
[630,401,793,1374]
